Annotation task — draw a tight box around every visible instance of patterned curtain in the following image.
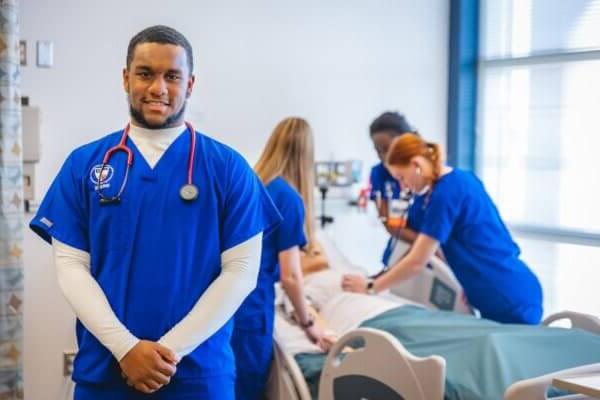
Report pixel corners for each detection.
[0,0,23,398]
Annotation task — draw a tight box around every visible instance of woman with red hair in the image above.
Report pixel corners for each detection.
[343,133,543,324]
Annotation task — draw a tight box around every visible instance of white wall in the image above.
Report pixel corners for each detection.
[20,0,449,398]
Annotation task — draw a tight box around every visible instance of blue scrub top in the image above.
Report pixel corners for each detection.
[407,169,543,323]
[30,127,282,384]
[234,176,307,333]
[369,162,401,201]
[369,162,402,266]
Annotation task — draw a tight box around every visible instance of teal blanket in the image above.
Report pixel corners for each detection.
[295,306,600,399]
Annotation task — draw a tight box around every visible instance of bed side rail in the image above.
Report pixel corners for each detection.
[543,311,600,334]
[318,327,445,400]
[504,363,600,400]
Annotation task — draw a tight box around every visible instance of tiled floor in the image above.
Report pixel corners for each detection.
[320,199,600,318]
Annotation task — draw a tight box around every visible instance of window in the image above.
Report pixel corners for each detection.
[478,0,600,234]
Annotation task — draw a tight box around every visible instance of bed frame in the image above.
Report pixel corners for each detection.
[266,310,600,400]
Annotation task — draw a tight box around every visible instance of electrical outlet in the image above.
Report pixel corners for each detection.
[63,350,77,376]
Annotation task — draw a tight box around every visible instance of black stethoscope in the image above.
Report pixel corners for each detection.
[95,121,199,204]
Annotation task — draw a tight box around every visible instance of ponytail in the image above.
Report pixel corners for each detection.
[425,142,442,179]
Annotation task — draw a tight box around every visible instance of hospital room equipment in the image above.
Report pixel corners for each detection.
[95,122,198,203]
[384,235,472,314]
[314,160,362,228]
[265,230,600,400]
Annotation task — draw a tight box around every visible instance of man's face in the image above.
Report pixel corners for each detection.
[123,42,195,129]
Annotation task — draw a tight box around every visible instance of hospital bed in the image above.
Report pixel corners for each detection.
[267,311,600,400]
[265,230,600,400]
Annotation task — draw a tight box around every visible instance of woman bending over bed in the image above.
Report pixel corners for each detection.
[342,134,543,325]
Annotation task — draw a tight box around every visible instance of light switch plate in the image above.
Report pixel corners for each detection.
[36,40,53,68]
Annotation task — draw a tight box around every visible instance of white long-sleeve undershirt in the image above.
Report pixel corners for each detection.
[159,235,262,358]
[128,124,185,168]
[54,234,261,361]
[53,239,139,360]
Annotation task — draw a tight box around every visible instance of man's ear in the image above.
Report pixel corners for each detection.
[186,74,196,98]
[122,68,130,93]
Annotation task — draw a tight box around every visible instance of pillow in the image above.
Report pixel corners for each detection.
[303,269,345,309]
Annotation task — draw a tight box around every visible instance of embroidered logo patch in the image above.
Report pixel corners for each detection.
[90,164,114,188]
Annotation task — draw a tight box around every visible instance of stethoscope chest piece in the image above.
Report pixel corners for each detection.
[180,184,199,201]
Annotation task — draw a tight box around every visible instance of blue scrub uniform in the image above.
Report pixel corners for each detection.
[30,127,281,400]
[369,162,402,266]
[407,169,543,324]
[231,177,307,400]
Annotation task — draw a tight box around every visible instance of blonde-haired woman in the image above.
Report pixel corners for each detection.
[232,117,328,400]
[342,133,543,325]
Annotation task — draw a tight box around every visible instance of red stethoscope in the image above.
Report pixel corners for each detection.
[95,121,198,204]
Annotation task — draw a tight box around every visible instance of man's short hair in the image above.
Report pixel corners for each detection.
[126,25,194,73]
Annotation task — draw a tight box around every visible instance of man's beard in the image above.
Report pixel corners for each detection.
[129,103,186,129]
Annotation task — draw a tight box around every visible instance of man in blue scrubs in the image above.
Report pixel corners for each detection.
[30,25,281,399]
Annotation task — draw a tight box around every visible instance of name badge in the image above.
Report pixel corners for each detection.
[387,198,409,228]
